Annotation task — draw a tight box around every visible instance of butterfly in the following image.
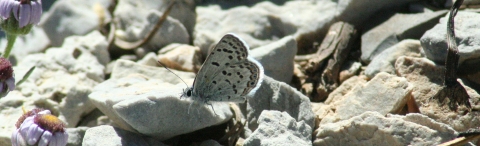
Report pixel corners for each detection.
[182,33,264,105]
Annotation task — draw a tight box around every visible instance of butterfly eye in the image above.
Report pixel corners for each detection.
[187,90,192,97]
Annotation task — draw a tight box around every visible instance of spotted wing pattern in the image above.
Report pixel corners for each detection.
[190,33,264,102]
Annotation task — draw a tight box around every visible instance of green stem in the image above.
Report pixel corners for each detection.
[3,34,17,58]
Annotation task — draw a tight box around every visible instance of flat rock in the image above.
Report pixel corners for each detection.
[361,10,447,63]
[115,0,196,35]
[137,52,159,66]
[110,59,195,82]
[365,39,423,78]
[82,125,166,146]
[14,31,106,126]
[395,56,480,131]
[246,76,315,132]
[336,0,417,25]
[66,127,89,146]
[321,72,412,125]
[421,11,480,65]
[252,35,297,83]
[158,43,201,72]
[194,1,337,55]
[314,111,456,145]
[41,0,111,46]
[89,60,232,140]
[324,75,367,105]
[195,0,419,55]
[244,110,312,146]
[338,61,362,83]
[61,31,110,66]
[0,31,107,145]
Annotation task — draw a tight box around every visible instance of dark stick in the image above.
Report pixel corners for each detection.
[439,0,471,110]
[444,0,462,86]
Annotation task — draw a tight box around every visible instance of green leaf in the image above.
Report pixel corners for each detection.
[16,66,35,86]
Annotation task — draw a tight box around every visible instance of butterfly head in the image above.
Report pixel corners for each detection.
[182,86,194,98]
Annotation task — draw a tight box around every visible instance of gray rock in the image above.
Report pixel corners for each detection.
[42,0,56,11]
[365,39,423,78]
[114,0,191,50]
[58,85,99,128]
[89,60,232,140]
[137,52,159,66]
[246,76,315,133]
[61,31,110,66]
[321,72,412,125]
[467,71,480,86]
[115,0,196,35]
[41,0,111,46]
[361,10,447,63]
[194,1,337,56]
[336,0,418,26]
[314,111,456,146]
[76,109,112,127]
[203,0,422,54]
[195,0,425,57]
[252,36,297,83]
[66,127,89,146]
[82,125,166,146]
[324,75,367,105]
[244,110,312,146]
[0,30,107,143]
[157,43,201,72]
[110,59,195,82]
[421,12,480,65]
[167,0,197,35]
[338,61,362,83]
[199,140,223,146]
[395,56,444,104]
[311,102,330,124]
[395,56,480,131]
[8,31,107,128]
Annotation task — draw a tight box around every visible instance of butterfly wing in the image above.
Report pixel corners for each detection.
[192,33,264,102]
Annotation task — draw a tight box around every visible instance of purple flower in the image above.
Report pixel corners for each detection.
[0,57,14,97]
[0,0,42,28]
[12,108,68,146]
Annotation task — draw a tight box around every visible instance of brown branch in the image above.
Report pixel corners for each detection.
[439,127,480,146]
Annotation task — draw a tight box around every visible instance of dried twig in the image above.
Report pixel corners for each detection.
[439,127,480,146]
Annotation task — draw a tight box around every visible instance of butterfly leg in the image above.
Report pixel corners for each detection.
[204,100,217,116]
[188,101,194,114]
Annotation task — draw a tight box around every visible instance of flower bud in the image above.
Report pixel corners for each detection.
[0,0,42,35]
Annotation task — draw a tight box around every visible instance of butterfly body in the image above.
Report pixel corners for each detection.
[183,33,264,103]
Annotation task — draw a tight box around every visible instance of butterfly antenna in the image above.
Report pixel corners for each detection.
[157,61,189,88]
